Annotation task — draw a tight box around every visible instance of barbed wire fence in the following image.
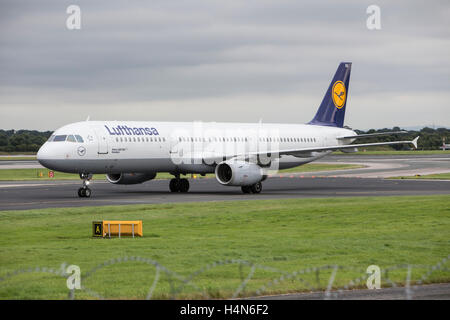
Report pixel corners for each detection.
[0,255,448,300]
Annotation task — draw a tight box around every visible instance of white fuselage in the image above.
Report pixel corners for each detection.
[37,121,356,175]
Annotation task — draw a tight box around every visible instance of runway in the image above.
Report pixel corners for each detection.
[253,283,450,300]
[0,154,449,210]
[0,175,449,210]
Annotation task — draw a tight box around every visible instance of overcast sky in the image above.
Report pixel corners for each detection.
[1,0,449,131]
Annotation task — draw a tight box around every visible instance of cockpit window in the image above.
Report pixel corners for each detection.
[75,135,84,143]
[53,135,67,142]
[47,135,55,142]
[67,135,77,142]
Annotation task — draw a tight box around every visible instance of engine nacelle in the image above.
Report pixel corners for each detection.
[215,160,264,186]
[106,173,156,185]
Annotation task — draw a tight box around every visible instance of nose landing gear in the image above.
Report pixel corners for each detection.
[78,173,93,198]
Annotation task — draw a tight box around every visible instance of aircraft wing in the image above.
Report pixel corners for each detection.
[199,136,419,164]
[337,131,408,140]
[271,136,419,157]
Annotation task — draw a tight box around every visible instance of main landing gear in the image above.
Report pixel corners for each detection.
[241,182,262,194]
[169,175,190,193]
[78,173,93,198]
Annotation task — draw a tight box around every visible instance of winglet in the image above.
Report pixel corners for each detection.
[86,115,90,121]
[411,136,419,149]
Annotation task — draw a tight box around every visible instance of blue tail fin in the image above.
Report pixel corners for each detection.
[309,62,352,127]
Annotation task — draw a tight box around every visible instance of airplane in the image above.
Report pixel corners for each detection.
[37,62,419,197]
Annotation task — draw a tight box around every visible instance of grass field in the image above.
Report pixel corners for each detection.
[0,152,36,156]
[278,163,364,173]
[391,172,450,180]
[0,195,448,299]
[0,156,37,161]
[0,164,364,181]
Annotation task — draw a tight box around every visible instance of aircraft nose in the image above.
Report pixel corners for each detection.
[36,143,68,172]
[36,144,47,165]
[36,143,55,168]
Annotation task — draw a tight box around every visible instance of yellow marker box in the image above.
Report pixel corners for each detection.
[92,220,143,238]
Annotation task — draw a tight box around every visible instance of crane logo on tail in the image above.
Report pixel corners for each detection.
[332,81,346,109]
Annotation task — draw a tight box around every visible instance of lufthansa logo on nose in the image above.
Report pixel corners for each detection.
[77,146,86,156]
[332,81,346,109]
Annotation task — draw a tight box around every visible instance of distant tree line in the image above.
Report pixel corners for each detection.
[352,127,449,150]
[0,130,52,152]
[0,127,448,153]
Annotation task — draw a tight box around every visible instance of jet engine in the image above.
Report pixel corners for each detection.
[215,160,264,186]
[106,173,157,185]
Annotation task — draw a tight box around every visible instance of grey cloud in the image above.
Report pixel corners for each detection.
[0,0,449,130]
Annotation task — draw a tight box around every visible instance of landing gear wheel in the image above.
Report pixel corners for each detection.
[84,188,91,198]
[78,187,91,198]
[169,178,180,192]
[241,186,251,193]
[179,179,190,192]
[250,182,262,194]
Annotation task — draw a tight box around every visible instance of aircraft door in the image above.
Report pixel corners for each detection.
[95,129,109,154]
[170,136,181,156]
